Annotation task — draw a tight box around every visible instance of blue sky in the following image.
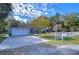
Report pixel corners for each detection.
[12,3,79,22]
[54,3,79,13]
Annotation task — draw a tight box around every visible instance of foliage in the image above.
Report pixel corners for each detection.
[63,13,79,31]
[0,3,12,33]
[0,19,7,33]
[29,13,79,33]
[30,16,50,33]
[48,13,64,31]
[0,34,7,43]
[47,13,79,32]
[7,19,27,27]
[0,3,12,19]
[49,13,63,25]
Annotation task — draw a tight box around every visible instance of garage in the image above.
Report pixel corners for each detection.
[9,27,30,36]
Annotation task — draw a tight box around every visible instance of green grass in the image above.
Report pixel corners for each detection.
[34,33,79,44]
[0,34,7,43]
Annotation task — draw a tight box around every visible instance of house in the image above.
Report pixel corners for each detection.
[8,27,31,36]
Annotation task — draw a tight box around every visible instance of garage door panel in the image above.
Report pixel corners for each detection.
[11,28,30,36]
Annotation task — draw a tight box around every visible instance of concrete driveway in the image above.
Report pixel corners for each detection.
[0,36,79,55]
[0,36,48,51]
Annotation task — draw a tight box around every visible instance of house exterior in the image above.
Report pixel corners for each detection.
[9,27,31,36]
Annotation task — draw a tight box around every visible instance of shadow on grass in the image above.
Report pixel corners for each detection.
[0,36,6,43]
[42,35,55,40]
[64,37,75,41]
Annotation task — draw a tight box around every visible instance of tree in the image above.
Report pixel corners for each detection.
[64,13,79,31]
[0,3,12,33]
[48,13,64,31]
[7,19,27,27]
[30,16,50,34]
[0,3,12,19]
[0,20,7,33]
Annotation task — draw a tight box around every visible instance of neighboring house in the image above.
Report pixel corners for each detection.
[41,27,54,33]
[8,27,31,36]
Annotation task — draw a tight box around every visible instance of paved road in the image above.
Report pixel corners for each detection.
[0,43,79,55]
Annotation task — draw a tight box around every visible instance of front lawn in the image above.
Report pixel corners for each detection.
[34,33,79,44]
[0,34,7,43]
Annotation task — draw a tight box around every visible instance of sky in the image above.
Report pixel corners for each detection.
[12,3,79,22]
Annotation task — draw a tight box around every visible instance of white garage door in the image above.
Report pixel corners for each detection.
[11,28,30,36]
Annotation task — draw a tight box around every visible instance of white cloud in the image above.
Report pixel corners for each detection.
[36,11,43,17]
[12,3,45,18]
[14,16,21,20]
[14,16,28,22]
[12,3,58,22]
[45,12,48,15]
[43,8,47,11]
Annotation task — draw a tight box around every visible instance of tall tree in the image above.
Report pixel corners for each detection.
[0,3,12,19]
[30,16,50,33]
[64,13,79,31]
[48,13,64,31]
[0,3,12,33]
[7,19,27,27]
